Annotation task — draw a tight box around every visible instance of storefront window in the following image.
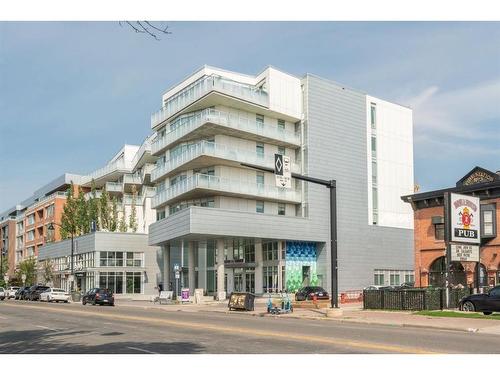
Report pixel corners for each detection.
[263,241,279,261]
[99,272,123,294]
[126,272,142,294]
[263,266,278,293]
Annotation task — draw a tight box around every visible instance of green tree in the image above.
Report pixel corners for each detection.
[75,188,89,235]
[41,259,55,285]
[118,210,128,232]
[99,188,111,231]
[110,196,118,232]
[0,254,8,288]
[129,185,138,233]
[16,257,37,286]
[60,183,78,240]
[88,179,100,231]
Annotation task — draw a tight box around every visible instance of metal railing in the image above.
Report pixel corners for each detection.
[123,174,142,185]
[131,138,152,168]
[82,158,130,184]
[152,173,301,208]
[105,182,123,192]
[152,108,301,156]
[151,75,269,129]
[151,140,300,182]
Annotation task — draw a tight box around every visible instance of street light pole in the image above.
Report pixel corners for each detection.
[240,162,339,308]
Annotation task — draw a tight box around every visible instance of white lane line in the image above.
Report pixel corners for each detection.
[35,325,58,331]
[126,346,159,354]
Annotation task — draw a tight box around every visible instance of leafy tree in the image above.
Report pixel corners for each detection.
[118,210,128,233]
[129,185,138,233]
[75,188,89,235]
[99,188,111,231]
[60,183,78,240]
[0,254,8,288]
[16,257,37,286]
[41,259,55,285]
[88,179,100,231]
[110,197,118,232]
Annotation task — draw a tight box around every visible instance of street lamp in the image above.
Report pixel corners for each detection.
[47,222,74,293]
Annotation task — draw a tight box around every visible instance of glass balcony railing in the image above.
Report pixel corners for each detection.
[151,75,269,129]
[105,182,123,193]
[152,173,301,209]
[151,108,301,155]
[151,140,300,182]
[123,174,142,185]
[82,158,129,184]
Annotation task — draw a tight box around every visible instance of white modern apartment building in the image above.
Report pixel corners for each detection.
[148,66,415,299]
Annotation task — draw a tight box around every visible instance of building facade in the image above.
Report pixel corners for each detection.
[402,167,500,288]
[148,66,415,298]
[37,232,161,299]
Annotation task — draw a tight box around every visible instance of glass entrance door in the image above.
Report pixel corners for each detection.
[234,271,244,292]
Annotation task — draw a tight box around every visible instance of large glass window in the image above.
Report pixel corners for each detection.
[100,251,136,267]
[263,266,278,293]
[99,272,123,294]
[256,201,264,213]
[278,203,286,216]
[126,252,143,267]
[374,273,384,286]
[263,241,279,261]
[126,272,142,294]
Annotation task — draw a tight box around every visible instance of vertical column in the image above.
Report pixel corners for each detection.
[163,244,170,291]
[188,241,195,294]
[198,241,207,291]
[216,239,226,300]
[254,239,263,294]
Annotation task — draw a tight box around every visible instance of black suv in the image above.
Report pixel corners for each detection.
[295,286,330,301]
[16,286,32,300]
[26,285,50,301]
[82,288,115,306]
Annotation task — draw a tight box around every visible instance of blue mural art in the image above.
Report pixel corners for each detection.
[285,241,318,292]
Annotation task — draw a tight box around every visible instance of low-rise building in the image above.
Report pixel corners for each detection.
[402,166,500,288]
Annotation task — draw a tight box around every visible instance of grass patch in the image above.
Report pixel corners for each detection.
[414,310,500,320]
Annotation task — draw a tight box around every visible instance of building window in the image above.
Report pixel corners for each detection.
[256,172,264,187]
[434,223,445,240]
[157,210,166,220]
[370,103,376,129]
[244,244,255,263]
[278,203,286,216]
[256,201,264,213]
[372,161,377,184]
[126,252,143,267]
[256,114,264,130]
[371,136,377,158]
[405,273,415,283]
[481,204,496,237]
[99,271,124,294]
[277,119,285,132]
[27,230,35,241]
[99,251,124,267]
[125,272,142,294]
[372,187,378,225]
[256,142,264,158]
[277,146,285,155]
[263,265,279,293]
[374,273,384,286]
[390,274,400,286]
[27,214,35,226]
[45,204,54,219]
[263,241,279,261]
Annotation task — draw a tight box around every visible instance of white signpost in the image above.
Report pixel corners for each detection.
[450,193,481,244]
[274,154,291,188]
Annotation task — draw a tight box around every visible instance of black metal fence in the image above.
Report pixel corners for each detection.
[363,288,475,311]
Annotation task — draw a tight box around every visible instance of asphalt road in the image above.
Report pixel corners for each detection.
[0,299,499,354]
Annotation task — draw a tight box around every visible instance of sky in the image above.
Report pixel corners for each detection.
[0,21,499,213]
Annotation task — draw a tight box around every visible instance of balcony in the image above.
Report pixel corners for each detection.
[27,191,68,211]
[151,75,269,130]
[81,158,130,185]
[151,108,301,156]
[123,174,142,185]
[105,182,123,193]
[152,173,301,209]
[151,140,300,183]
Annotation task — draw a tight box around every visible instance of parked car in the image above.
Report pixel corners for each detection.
[82,288,115,306]
[39,288,70,303]
[399,282,416,289]
[364,285,381,291]
[0,287,5,301]
[6,286,20,299]
[26,285,50,301]
[459,286,500,315]
[15,286,30,300]
[295,286,329,301]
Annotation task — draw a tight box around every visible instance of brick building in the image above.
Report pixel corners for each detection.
[402,167,500,288]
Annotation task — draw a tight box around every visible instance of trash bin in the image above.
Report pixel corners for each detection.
[71,291,81,302]
[228,292,255,311]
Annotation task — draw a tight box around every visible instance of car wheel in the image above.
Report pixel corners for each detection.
[462,301,475,312]
[483,312,492,316]
[82,299,87,306]
[92,299,96,306]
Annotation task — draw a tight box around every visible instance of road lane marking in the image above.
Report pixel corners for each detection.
[0,316,7,319]
[126,346,159,354]
[2,304,440,354]
[35,325,58,331]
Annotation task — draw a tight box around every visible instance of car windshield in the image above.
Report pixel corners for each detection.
[98,289,111,294]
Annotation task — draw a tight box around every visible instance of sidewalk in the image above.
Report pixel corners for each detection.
[115,299,500,335]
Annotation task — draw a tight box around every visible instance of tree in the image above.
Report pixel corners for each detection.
[41,260,55,285]
[118,210,128,233]
[99,188,111,231]
[0,253,8,288]
[75,188,89,235]
[129,185,138,233]
[60,183,78,240]
[16,257,37,286]
[110,197,118,232]
[119,21,172,40]
[88,179,100,231]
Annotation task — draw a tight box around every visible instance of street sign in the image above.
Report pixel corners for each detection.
[175,271,180,279]
[274,154,291,188]
[450,193,481,244]
[450,243,479,262]
[173,263,180,272]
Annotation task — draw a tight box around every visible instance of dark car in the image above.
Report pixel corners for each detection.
[82,288,115,306]
[459,286,500,315]
[26,285,50,301]
[399,282,415,289]
[16,286,32,300]
[295,286,329,301]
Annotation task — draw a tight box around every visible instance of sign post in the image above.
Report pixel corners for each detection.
[242,156,338,309]
[173,263,180,300]
[21,274,26,286]
[446,192,482,305]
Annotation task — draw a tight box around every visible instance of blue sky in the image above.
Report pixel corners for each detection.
[0,22,499,213]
